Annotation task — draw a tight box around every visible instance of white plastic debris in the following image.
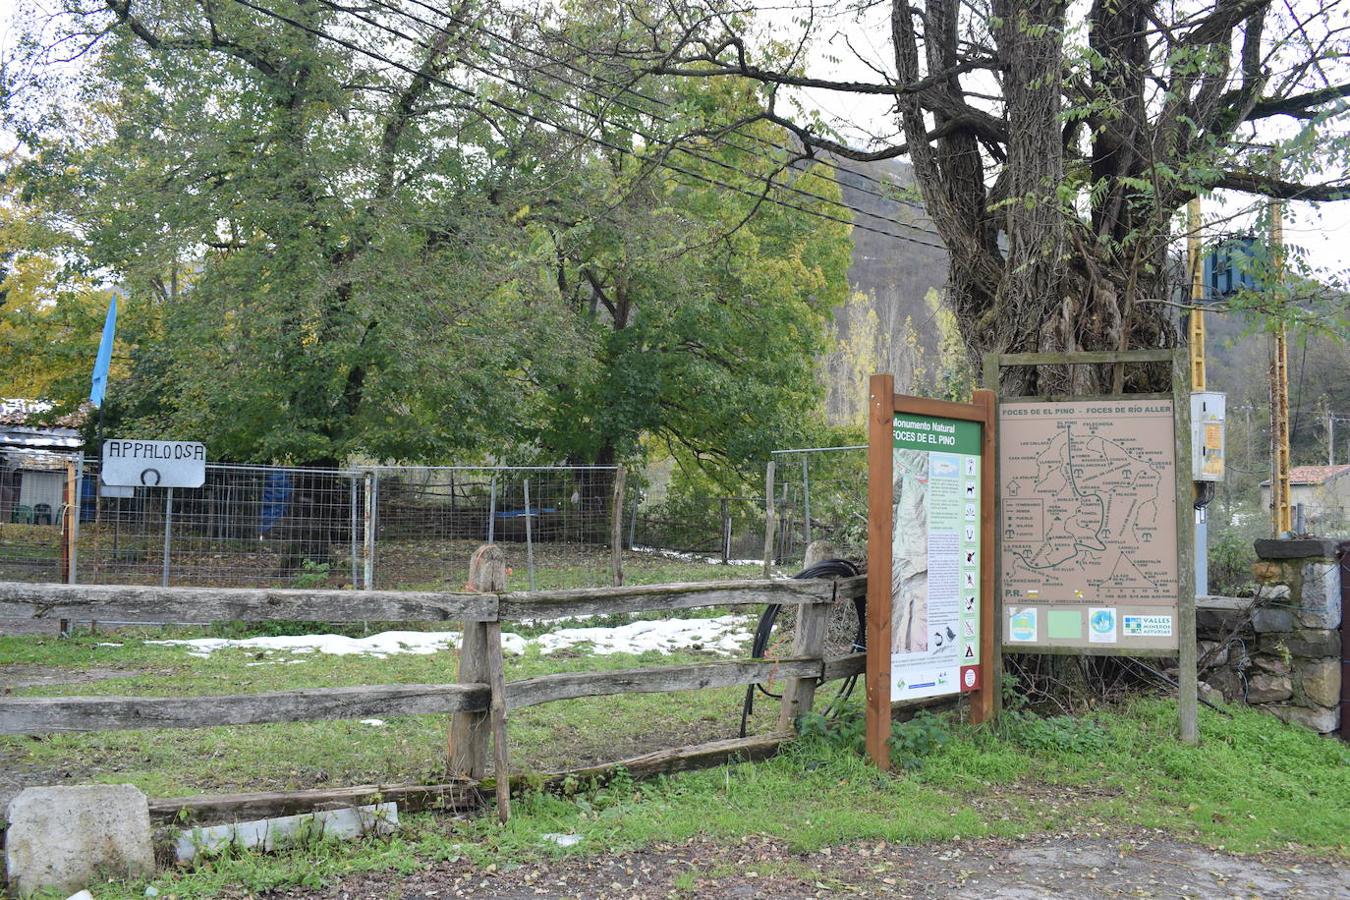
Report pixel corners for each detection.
[541,833,584,848]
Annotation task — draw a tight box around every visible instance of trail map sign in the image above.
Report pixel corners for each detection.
[999,400,1179,651]
[102,440,206,488]
[866,379,996,770]
[983,348,1197,744]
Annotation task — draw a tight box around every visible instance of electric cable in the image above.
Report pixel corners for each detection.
[350,0,939,226]
[312,0,947,249]
[221,0,947,250]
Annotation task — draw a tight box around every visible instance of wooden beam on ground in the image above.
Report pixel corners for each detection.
[506,658,822,711]
[0,683,490,734]
[148,782,481,826]
[535,733,790,787]
[0,581,497,624]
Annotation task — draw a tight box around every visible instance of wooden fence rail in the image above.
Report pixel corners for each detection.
[0,550,868,823]
[0,576,864,624]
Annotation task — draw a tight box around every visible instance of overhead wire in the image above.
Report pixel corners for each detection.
[219,0,947,250]
[381,0,936,222]
[309,0,947,248]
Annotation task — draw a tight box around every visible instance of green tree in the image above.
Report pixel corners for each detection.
[5,0,854,493]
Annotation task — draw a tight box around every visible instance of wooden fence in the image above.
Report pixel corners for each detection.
[0,544,867,824]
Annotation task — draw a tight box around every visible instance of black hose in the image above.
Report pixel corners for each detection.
[739,559,864,737]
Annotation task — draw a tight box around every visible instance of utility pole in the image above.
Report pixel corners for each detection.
[1188,199,1206,392]
[1268,167,1292,536]
[1329,412,1336,466]
[1188,198,1209,594]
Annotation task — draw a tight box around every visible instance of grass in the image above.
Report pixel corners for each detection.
[4,627,1347,898]
[58,699,1347,899]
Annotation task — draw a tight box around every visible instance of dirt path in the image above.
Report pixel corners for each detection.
[273,831,1347,899]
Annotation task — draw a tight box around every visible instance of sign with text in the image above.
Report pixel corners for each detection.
[102,440,206,488]
[867,382,996,771]
[889,413,984,702]
[997,399,1179,652]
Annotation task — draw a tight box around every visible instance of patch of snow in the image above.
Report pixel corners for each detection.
[359,718,386,727]
[541,833,583,847]
[148,631,466,659]
[534,615,752,656]
[96,642,124,647]
[629,545,763,567]
[144,616,750,660]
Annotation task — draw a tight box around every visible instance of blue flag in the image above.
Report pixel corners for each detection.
[89,292,117,408]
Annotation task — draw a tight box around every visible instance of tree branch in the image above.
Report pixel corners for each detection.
[1216,170,1350,200]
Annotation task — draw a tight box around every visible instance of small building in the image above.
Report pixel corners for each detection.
[0,400,86,524]
[1260,464,1350,531]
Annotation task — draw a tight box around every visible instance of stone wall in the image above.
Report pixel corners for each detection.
[1196,538,1342,734]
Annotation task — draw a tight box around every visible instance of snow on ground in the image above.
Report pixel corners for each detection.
[146,615,753,660]
[629,545,763,567]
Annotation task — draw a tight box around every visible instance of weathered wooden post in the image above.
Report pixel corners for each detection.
[448,544,512,822]
[610,466,626,587]
[762,460,776,578]
[775,540,837,732]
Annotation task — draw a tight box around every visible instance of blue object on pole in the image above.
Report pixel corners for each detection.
[89,292,118,408]
[1203,239,1259,300]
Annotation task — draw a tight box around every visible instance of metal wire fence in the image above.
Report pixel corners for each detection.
[0,454,773,592]
[768,446,868,568]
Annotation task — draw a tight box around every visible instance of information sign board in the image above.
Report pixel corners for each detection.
[102,440,206,488]
[866,380,996,770]
[998,399,1179,652]
[889,412,985,700]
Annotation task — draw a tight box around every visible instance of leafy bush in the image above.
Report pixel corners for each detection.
[799,705,950,771]
[999,710,1111,754]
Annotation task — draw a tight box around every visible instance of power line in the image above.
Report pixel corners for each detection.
[308,0,946,249]
[379,0,936,223]
[224,0,927,249]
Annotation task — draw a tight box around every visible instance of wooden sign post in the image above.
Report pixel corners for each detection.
[866,377,997,770]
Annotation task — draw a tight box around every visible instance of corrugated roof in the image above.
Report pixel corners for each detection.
[1287,464,1350,485]
[1263,464,1350,487]
[0,398,88,428]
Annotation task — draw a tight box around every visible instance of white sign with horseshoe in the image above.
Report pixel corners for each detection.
[102,440,207,488]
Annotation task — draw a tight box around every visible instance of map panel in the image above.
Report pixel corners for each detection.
[998,400,1178,649]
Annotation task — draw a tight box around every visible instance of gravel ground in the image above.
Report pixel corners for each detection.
[269,831,1349,899]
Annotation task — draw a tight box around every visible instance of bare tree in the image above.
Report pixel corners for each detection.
[565,0,1350,392]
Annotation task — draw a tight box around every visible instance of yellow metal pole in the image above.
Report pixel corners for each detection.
[1188,198,1205,391]
[1269,183,1292,536]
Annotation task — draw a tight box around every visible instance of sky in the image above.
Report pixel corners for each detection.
[1,0,1347,281]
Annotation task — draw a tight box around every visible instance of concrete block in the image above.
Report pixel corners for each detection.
[1251,560,1283,583]
[1251,606,1296,633]
[174,802,398,863]
[4,784,154,898]
[1269,704,1339,734]
[1296,562,1341,629]
[1246,673,1293,704]
[1294,658,1341,709]
[1251,654,1291,676]
[1258,629,1340,659]
[1254,537,1339,560]
[1197,640,1229,669]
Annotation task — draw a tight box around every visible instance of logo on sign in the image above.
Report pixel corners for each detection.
[1088,608,1117,643]
[1123,614,1173,637]
[1008,608,1037,642]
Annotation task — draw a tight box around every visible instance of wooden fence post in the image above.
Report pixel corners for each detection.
[762,460,776,578]
[775,540,836,733]
[610,466,626,587]
[448,545,506,781]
